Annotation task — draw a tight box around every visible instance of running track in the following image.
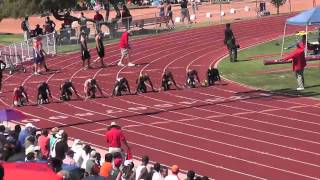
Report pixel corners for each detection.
[1,14,320,179]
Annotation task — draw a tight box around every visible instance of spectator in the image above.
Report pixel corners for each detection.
[80,144,92,169]
[50,127,59,148]
[21,16,30,41]
[105,121,130,155]
[45,16,56,34]
[93,11,104,32]
[25,152,35,162]
[160,167,168,179]
[12,125,21,143]
[180,0,190,23]
[71,139,84,167]
[109,157,122,180]
[135,155,149,180]
[121,4,132,30]
[164,165,179,180]
[63,149,77,166]
[152,163,163,180]
[0,125,6,149]
[34,24,43,36]
[95,152,101,166]
[54,132,69,161]
[186,170,195,180]
[201,176,209,180]
[86,150,98,174]
[100,153,113,177]
[18,123,33,148]
[24,136,36,155]
[83,164,105,180]
[0,164,3,180]
[50,158,71,179]
[122,160,135,180]
[38,129,50,159]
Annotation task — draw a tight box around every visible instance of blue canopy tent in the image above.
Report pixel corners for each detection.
[281,7,320,57]
[281,6,320,57]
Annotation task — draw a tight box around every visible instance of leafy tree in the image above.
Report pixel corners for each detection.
[270,0,287,15]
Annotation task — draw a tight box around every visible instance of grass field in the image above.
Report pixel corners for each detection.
[218,35,320,98]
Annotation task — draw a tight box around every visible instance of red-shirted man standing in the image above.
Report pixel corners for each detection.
[281,42,307,91]
[118,30,134,67]
[105,122,130,155]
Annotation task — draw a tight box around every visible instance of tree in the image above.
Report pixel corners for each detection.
[270,0,287,15]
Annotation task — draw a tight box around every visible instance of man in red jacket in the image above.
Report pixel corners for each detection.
[118,30,134,67]
[281,42,306,90]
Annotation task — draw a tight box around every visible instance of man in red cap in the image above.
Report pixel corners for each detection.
[105,122,130,155]
[281,42,306,90]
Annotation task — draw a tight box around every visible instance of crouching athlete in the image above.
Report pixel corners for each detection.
[206,67,221,86]
[13,86,29,107]
[136,73,155,93]
[186,69,200,88]
[112,77,131,96]
[161,70,178,91]
[37,82,52,104]
[60,80,80,101]
[84,78,104,99]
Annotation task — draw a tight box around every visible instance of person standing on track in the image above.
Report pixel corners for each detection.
[280,42,306,91]
[95,32,106,68]
[37,82,52,104]
[118,30,134,67]
[80,32,92,69]
[224,23,238,62]
[105,121,130,156]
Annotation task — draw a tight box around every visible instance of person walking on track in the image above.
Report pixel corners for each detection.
[118,30,134,67]
[224,23,238,62]
[80,32,92,69]
[105,122,130,156]
[95,32,106,68]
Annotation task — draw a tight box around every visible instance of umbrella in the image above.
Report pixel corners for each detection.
[1,162,61,180]
[0,108,26,123]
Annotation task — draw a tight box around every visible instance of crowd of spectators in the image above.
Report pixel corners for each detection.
[0,122,210,180]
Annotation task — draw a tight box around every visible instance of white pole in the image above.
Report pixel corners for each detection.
[305,25,308,56]
[280,23,287,58]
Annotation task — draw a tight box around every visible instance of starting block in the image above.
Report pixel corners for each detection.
[206,12,212,18]
[220,11,225,16]
[230,8,236,14]
[175,17,181,23]
[244,6,251,12]
[190,14,196,21]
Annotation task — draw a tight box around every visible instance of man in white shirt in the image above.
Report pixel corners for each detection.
[164,165,180,180]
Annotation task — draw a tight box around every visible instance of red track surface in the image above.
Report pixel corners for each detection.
[2,14,320,179]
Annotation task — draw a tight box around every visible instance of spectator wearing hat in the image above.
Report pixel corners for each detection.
[164,165,180,180]
[135,155,149,180]
[93,11,104,33]
[38,129,50,159]
[18,123,34,148]
[51,130,68,160]
[63,149,77,166]
[109,157,123,180]
[100,153,113,177]
[122,160,135,180]
[105,122,130,155]
[152,163,164,180]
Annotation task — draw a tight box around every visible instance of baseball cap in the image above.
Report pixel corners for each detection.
[124,160,133,166]
[26,123,34,128]
[110,122,117,127]
[171,165,179,173]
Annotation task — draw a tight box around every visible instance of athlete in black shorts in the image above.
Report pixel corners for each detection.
[37,82,52,104]
[112,77,131,96]
[84,78,104,99]
[95,32,105,68]
[207,67,221,86]
[136,73,155,94]
[186,69,200,88]
[60,80,79,101]
[161,70,178,91]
